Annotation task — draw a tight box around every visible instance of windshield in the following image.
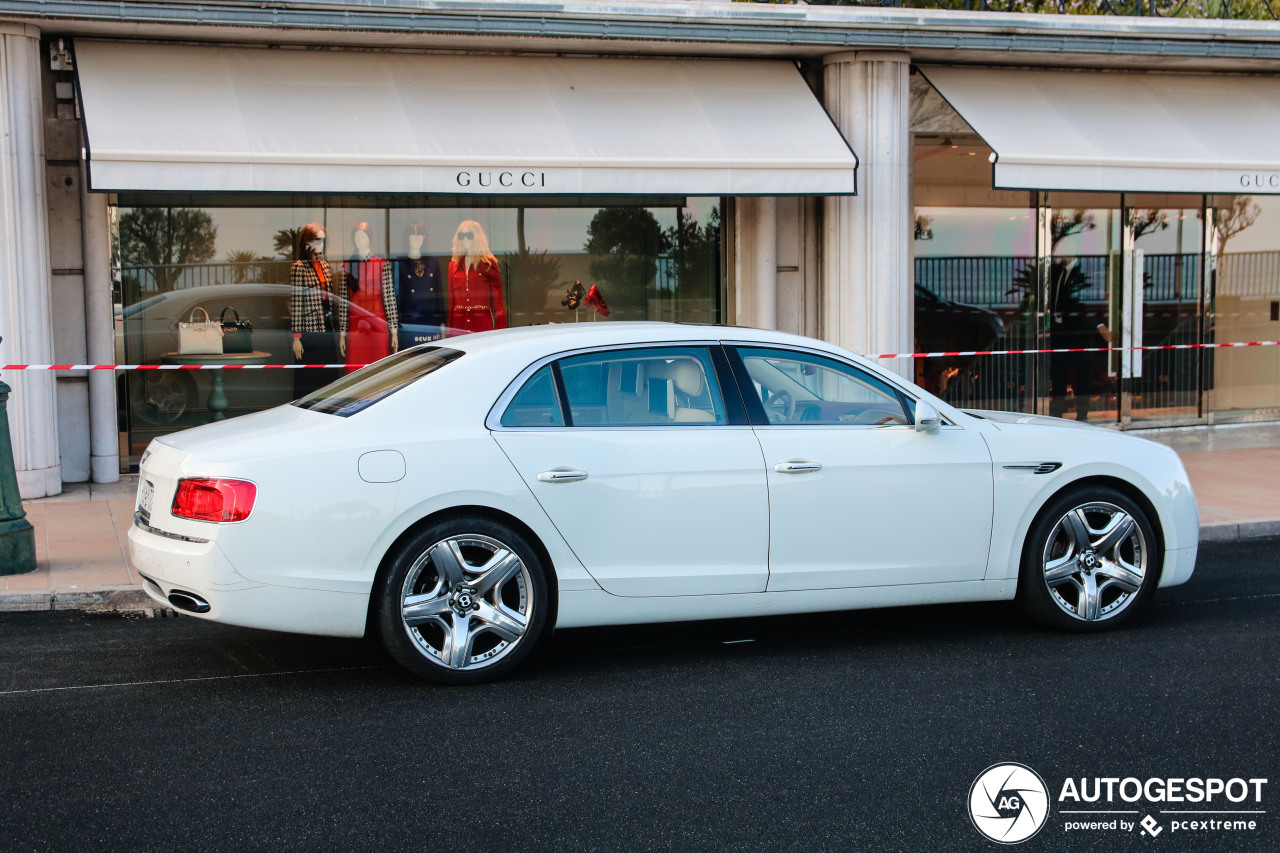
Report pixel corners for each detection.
[293,346,463,417]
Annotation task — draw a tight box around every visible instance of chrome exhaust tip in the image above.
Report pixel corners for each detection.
[167,590,211,614]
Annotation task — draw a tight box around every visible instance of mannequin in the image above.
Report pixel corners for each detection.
[290,222,340,398]
[446,220,506,335]
[395,222,444,343]
[340,222,399,375]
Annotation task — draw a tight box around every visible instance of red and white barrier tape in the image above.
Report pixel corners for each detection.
[1,341,1278,370]
[870,341,1280,360]
[0,363,356,370]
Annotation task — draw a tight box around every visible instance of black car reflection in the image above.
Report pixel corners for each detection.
[913,284,1005,397]
[116,284,445,428]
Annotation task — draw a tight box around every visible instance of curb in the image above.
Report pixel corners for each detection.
[1,522,1277,615]
[1198,519,1280,543]
[0,585,155,614]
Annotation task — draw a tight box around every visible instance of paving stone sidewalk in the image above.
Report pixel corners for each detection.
[2,424,1278,612]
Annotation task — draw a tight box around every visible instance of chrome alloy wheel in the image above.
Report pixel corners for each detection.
[1041,501,1148,623]
[398,534,534,671]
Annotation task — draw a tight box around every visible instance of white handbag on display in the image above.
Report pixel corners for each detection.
[178,306,224,355]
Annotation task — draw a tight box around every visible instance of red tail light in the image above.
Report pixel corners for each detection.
[171,478,257,523]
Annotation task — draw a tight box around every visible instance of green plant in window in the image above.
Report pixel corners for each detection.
[225,249,258,283]
[119,207,218,294]
[665,207,721,298]
[585,208,669,310]
[273,227,302,261]
[1212,196,1261,257]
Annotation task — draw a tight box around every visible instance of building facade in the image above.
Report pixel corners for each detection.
[2,1,1279,497]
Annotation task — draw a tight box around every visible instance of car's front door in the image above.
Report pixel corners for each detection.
[728,346,995,591]
[492,345,769,597]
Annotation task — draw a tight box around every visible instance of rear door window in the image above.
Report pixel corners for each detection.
[293,346,462,416]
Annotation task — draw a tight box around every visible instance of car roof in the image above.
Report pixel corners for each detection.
[436,322,861,363]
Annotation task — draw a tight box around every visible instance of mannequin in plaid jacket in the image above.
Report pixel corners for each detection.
[290,223,340,397]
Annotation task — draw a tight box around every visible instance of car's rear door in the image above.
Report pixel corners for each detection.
[491,344,769,597]
[726,345,995,591]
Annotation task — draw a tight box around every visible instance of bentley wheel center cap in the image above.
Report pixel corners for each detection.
[1079,550,1099,572]
[451,586,479,614]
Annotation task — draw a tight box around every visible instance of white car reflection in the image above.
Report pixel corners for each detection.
[128,323,1199,684]
[116,283,445,426]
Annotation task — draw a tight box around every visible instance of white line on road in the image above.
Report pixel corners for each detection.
[1152,592,1280,607]
[0,664,394,697]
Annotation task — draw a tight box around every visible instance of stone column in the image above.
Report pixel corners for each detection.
[0,24,60,498]
[821,51,913,375]
[82,168,119,483]
[734,196,778,330]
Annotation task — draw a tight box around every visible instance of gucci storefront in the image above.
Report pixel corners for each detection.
[71,41,855,468]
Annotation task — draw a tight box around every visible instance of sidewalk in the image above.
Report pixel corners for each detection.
[3,423,1278,613]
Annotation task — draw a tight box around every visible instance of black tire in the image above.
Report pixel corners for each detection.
[376,514,549,684]
[1016,486,1160,633]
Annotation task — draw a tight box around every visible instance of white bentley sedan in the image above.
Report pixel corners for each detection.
[129,323,1199,683]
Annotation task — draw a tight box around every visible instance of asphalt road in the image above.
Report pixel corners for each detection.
[1,538,1276,853]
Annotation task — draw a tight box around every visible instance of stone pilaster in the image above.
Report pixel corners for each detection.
[82,168,119,483]
[0,24,60,497]
[821,51,913,374]
[733,196,778,330]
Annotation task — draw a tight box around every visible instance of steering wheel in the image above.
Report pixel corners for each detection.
[764,390,795,424]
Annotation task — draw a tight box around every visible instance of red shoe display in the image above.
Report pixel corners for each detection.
[585,284,610,317]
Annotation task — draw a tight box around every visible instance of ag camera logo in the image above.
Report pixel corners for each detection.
[969,763,1050,844]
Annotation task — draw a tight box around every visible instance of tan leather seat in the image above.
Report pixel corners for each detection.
[651,359,716,423]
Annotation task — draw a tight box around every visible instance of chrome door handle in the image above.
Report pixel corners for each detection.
[773,461,822,474]
[537,469,588,483]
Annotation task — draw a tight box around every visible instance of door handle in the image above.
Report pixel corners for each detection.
[773,461,822,474]
[537,469,588,483]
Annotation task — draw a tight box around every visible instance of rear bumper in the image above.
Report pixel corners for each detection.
[129,523,369,637]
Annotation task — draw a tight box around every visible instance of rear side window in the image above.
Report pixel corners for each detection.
[557,347,727,427]
[500,366,563,427]
[294,346,462,416]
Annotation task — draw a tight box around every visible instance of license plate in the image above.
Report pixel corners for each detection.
[139,480,155,522]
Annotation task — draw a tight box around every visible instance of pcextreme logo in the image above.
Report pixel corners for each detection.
[968,764,1268,843]
[969,763,1051,844]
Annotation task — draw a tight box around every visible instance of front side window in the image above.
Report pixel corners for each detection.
[734,347,910,427]
[555,347,727,427]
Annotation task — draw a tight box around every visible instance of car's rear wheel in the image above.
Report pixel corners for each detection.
[376,515,549,684]
[1017,486,1159,632]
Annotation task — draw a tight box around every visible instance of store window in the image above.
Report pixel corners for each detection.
[113,197,723,468]
[913,138,1035,413]
[1208,194,1280,422]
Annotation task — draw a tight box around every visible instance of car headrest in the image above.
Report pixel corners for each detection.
[649,360,704,397]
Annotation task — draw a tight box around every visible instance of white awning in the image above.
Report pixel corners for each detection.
[76,41,857,196]
[920,65,1280,195]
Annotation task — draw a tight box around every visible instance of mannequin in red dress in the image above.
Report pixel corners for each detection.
[339,221,399,374]
[447,220,506,335]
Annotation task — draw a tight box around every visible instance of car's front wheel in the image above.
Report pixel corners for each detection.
[1017,486,1159,632]
[376,515,549,684]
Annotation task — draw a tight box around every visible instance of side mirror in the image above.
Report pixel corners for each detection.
[915,400,942,435]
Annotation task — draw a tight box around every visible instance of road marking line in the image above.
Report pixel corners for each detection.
[1152,592,1280,607]
[0,664,393,697]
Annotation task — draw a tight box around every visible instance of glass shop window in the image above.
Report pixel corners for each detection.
[112,197,723,469]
